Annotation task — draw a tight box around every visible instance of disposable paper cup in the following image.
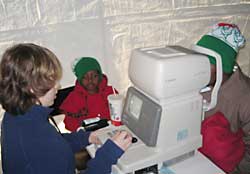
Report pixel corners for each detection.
[108,94,124,126]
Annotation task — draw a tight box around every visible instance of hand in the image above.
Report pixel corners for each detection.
[88,131,101,145]
[111,131,132,151]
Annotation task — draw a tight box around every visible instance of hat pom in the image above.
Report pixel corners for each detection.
[209,23,245,52]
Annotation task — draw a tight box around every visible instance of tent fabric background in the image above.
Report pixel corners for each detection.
[0,1,249,173]
[0,1,249,95]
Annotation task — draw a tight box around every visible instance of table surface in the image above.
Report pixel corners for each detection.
[159,151,225,174]
[52,114,225,174]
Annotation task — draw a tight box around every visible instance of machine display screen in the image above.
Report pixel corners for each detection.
[128,94,143,120]
[122,87,162,146]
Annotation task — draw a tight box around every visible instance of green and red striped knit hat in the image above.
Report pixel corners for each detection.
[196,23,245,74]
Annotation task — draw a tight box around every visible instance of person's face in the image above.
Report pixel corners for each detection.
[208,64,231,86]
[39,82,60,107]
[82,70,100,94]
[209,64,216,86]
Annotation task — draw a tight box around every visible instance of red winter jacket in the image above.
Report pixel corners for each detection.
[60,75,117,131]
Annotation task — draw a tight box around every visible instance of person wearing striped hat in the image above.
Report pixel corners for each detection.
[195,23,250,173]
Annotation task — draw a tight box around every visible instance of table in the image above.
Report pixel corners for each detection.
[159,151,224,174]
[52,115,225,174]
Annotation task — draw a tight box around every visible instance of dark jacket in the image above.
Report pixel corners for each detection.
[202,68,250,173]
[1,105,123,174]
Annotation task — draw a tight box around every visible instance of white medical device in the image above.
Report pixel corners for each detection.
[87,45,222,174]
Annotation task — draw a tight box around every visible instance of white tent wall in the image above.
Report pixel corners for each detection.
[0,1,249,95]
[0,1,250,173]
[102,1,250,94]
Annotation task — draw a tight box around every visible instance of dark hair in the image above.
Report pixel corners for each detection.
[0,43,62,115]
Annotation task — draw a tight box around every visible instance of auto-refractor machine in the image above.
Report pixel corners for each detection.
[87,45,222,174]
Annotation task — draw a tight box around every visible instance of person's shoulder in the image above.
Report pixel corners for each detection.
[99,74,109,87]
[99,74,119,95]
[60,83,86,104]
[230,70,250,104]
[71,81,87,94]
[235,68,250,89]
[102,74,108,82]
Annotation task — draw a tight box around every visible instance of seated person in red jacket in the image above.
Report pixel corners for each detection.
[60,57,117,132]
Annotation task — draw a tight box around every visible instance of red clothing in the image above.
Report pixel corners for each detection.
[199,112,244,173]
[60,75,117,131]
[202,68,250,173]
